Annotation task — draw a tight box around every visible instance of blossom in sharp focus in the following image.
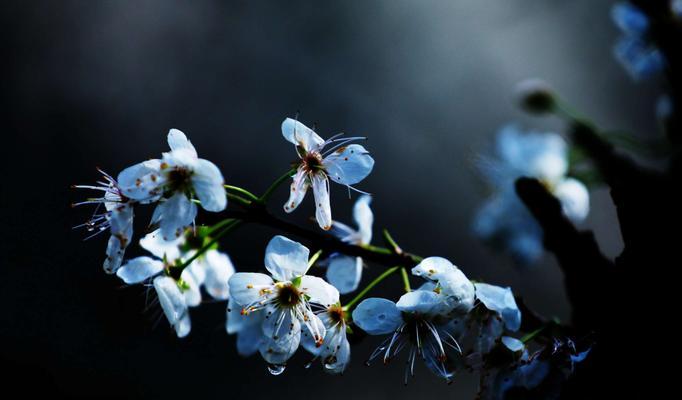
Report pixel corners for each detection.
[322,194,374,294]
[281,118,375,230]
[116,230,235,337]
[352,290,467,384]
[73,169,135,274]
[228,235,339,371]
[117,129,226,240]
[611,2,666,80]
[473,125,590,265]
[411,256,476,315]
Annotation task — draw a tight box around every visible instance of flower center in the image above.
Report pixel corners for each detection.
[276,283,302,307]
[166,167,193,193]
[301,152,324,174]
[328,305,346,324]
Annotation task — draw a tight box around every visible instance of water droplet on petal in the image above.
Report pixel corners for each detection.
[267,364,286,375]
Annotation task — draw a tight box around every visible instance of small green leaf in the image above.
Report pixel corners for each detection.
[291,275,302,287]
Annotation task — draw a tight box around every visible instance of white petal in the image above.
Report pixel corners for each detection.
[237,322,264,357]
[228,273,274,307]
[438,268,476,314]
[103,235,126,274]
[300,310,327,353]
[283,168,309,213]
[351,298,402,335]
[474,283,521,332]
[264,235,310,282]
[326,256,363,295]
[501,336,525,353]
[281,118,325,152]
[300,275,339,308]
[554,178,590,222]
[117,159,164,202]
[311,174,332,231]
[226,298,262,334]
[167,128,198,158]
[323,335,350,374]
[396,290,442,315]
[261,306,302,352]
[411,256,457,280]
[496,125,568,182]
[192,159,226,212]
[139,229,184,261]
[202,250,235,300]
[180,266,203,307]
[328,220,357,242]
[116,257,164,284]
[259,331,301,365]
[353,195,373,244]
[103,203,133,273]
[324,144,375,186]
[151,192,197,241]
[153,276,191,338]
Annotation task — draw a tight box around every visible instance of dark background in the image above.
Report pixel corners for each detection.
[0,0,663,398]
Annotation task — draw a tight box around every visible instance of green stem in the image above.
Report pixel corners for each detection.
[400,266,411,292]
[205,218,236,237]
[343,266,400,311]
[360,243,393,255]
[224,185,259,201]
[308,249,323,268]
[179,220,243,269]
[259,168,297,203]
[382,229,403,254]
[227,192,252,206]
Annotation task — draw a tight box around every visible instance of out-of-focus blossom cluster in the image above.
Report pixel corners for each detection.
[473,125,590,265]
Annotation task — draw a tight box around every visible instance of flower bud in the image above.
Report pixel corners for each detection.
[515,79,557,114]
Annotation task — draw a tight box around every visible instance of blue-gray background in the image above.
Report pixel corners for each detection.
[0,0,662,398]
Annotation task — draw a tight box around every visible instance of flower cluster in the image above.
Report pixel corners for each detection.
[472,125,590,265]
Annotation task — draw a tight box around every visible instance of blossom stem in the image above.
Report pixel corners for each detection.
[259,167,297,204]
[343,266,400,311]
[382,229,403,254]
[224,185,259,201]
[226,192,252,206]
[205,218,236,237]
[308,249,323,267]
[400,266,411,292]
[179,220,243,269]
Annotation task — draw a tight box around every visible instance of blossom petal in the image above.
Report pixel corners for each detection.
[300,275,339,308]
[103,202,134,273]
[353,195,373,244]
[167,128,198,158]
[501,336,524,353]
[324,144,375,186]
[264,235,310,282]
[192,159,226,212]
[202,250,235,300]
[352,298,402,335]
[139,229,183,261]
[411,256,457,280]
[396,290,442,315]
[153,276,191,338]
[283,168,309,213]
[116,256,164,284]
[180,265,203,307]
[226,298,262,334]
[281,118,325,152]
[228,272,274,307]
[151,192,197,241]
[554,178,590,222]
[474,283,521,332]
[117,159,164,202]
[311,174,332,230]
[496,125,568,182]
[237,322,264,357]
[326,255,363,295]
[323,334,350,374]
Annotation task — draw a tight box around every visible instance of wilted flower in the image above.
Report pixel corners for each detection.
[281,118,375,230]
[227,235,338,372]
[611,2,665,80]
[116,229,235,337]
[473,125,590,265]
[472,283,522,354]
[117,129,226,240]
[323,194,374,294]
[73,169,135,274]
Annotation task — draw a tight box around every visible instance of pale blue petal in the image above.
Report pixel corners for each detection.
[323,335,350,374]
[192,159,226,212]
[611,2,649,35]
[228,272,274,306]
[151,192,197,241]
[167,128,197,158]
[396,290,442,315]
[353,195,373,244]
[352,298,402,335]
[324,144,375,186]
[312,174,332,231]
[281,118,325,152]
[326,255,363,295]
[283,168,309,213]
[614,37,665,81]
[475,283,521,332]
[237,322,264,357]
[202,250,235,300]
[117,159,164,202]
[116,256,164,284]
[153,276,191,338]
[264,235,310,282]
[300,275,339,308]
[139,229,183,261]
[501,336,524,353]
[554,178,590,222]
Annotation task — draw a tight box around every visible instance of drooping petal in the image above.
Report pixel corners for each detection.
[153,276,191,338]
[228,272,274,307]
[352,298,403,335]
[353,195,373,244]
[281,118,325,152]
[116,256,164,284]
[103,203,133,273]
[167,128,198,158]
[259,329,301,365]
[139,229,183,261]
[264,235,310,282]
[202,250,235,300]
[192,159,226,212]
[151,192,198,241]
[396,290,442,315]
[328,220,357,243]
[283,168,309,213]
[554,178,590,222]
[323,334,350,374]
[117,159,164,202]
[496,125,568,182]
[326,255,363,295]
[180,265,203,307]
[300,275,339,308]
[311,174,332,231]
[237,321,264,357]
[324,144,375,186]
[474,283,521,332]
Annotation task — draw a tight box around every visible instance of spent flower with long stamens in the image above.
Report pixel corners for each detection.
[228,235,338,372]
[117,129,227,240]
[281,118,375,230]
[73,169,135,273]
